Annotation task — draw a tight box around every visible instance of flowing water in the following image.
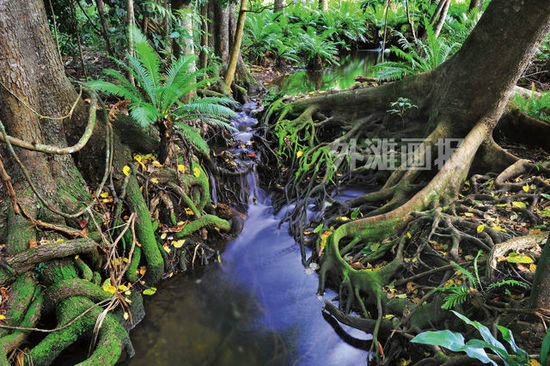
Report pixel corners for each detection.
[126,61,375,365]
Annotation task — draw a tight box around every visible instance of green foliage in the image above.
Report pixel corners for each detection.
[272,108,337,185]
[387,97,418,121]
[412,311,531,366]
[298,27,341,68]
[439,251,528,310]
[87,25,236,154]
[541,327,550,366]
[375,21,460,80]
[243,1,372,69]
[512,88,550,124]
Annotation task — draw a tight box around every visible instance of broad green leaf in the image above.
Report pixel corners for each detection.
[411,330,465,351]
[541,327,550,366]
[463,339,498,365]
[497,325,528,362]
[452,311,510,362]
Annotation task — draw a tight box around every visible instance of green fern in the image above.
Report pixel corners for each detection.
[451,261,479,288]
[374,21,460,81]
[487,280,529,290]
[86,25,236,155]
[442,286,471,310]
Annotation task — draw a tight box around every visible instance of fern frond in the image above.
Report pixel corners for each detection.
[86,80,138,102]
[130,102,160,127]
[488,280,529,290]
[442,286,471,310]
[176,102,236,119]
[129,25,162,89]
[101,69,143,102]
[125,53,157,106]
[175,122,210,155]
[451,261,479,288]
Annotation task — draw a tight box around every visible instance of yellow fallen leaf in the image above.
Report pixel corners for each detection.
[143,287,157,296]
[193,167,201,177]
[178,164,186,173]
[150,177,159,184]
[184,207,195,216]
[512,201,527,209]
[492,226,507,232]
[173,239,186,248]
[100,192,109,198]
[118,284,129,292]
[464,212,473,217]
[477,224,485,233]
[530,264,537,272]
[123,312,129,320]
[528,359,542,366]
[152,161,162,167]
[139,266,146,275]
[522,185,529,192]
[160,233,167,240]
[296,151,303,158]
[123,165,131,176]
[406,232,412,239]
[0,315,6,320]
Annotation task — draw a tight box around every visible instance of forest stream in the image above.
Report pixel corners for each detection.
[126,94,372,365]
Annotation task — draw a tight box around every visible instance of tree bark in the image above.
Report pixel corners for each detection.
[224,0,248,88]
[199,4,209,69]
[95,0,115,56]
[319,0,328,11]
[214,1,230,64]
[127,0,136,85]
[530,234,550,309]
[274,0,284,13]
[0,0,91,255]
[469,0,484,12]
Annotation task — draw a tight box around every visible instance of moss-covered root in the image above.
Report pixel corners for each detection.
[0,273,37,339]
[126,174,163,284]
[176,215,231,238]
[126,246,142,283]
[0,289,43,363]
[28,296,130,366]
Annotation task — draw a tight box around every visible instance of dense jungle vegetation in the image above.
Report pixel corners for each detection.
[0,0,549,365]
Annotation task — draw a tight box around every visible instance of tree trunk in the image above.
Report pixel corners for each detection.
[127,0,136,85]
[171,0,195,101]
[469,0,484,11]
[224,0,248,88]
[199,3,208,69]
[433,0,450,38]
[95,0,115,56]
[530,234,550,309]
[319,0,328,11]
[214,1,230,65]
[274,0,284,13]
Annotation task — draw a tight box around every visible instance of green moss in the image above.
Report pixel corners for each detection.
[74,258,93,281]
[0,274,37,338]
[126,176,163,284]
[126,246,141,283]
[176,215,230,238]
[29,296,127,366]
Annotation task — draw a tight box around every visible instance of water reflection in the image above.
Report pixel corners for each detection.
[127,200,369,366]
[268,52,379,96]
